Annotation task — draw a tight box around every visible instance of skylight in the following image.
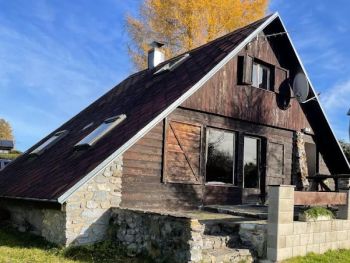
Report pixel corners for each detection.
[154,53,190,75]
[30,130,68,155]
[75,114,126,148]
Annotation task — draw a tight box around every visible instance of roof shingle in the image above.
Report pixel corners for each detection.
[0,15,272,201]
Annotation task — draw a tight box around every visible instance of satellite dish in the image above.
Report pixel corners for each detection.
[292,72,309,103]
[276,78,291,110]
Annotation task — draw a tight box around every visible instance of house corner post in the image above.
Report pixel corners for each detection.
[338,190,350,220]
[267,185,294,262]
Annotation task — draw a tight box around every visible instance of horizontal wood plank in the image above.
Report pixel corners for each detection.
[294,191,347,206]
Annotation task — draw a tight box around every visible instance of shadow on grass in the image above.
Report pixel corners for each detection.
[0,223,149,263]
[0,222,55,250]
[63,241,153,263]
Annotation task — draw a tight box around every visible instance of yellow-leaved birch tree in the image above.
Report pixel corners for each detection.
[126,0,269,70]
[0,119,13,141]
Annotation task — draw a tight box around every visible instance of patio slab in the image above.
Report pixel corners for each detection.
[203,204,269,219]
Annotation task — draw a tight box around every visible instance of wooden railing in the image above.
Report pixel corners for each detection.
[307,174,350,191]
[294,191,348,206]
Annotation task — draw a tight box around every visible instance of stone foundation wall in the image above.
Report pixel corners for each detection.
[110,208,262,262]
[0,155,123,246]
[65,155,123,245]
[110,208,200,262]
[0,201,66,244]
[239,223,267,258]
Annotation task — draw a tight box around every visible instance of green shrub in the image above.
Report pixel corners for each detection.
[303,207,334,220]
[0,152,21,160]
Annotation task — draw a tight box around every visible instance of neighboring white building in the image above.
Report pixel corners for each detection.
[0,140,14,171]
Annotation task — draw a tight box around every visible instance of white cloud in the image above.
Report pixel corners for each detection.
[321,80,350,142]
[322,80,350,111]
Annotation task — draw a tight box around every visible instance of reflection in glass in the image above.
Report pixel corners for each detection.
[252,63,259,88]
[206,128,235,184]
[243,137,260,188]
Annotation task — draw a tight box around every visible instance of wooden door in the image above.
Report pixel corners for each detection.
[267,142,285,185]
[163,120,202,184]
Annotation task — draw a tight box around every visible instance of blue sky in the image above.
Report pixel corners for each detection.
[0,0,349,151]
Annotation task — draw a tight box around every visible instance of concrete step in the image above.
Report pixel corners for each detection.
[202,205,268,220]
[202,247,254,263]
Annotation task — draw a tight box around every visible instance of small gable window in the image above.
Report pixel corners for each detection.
[30,130,68,155]
[252,62,271,90]
[75,114,126,148]
[238,55,273,91]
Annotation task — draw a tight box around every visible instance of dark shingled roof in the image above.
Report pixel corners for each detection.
[0,15,272,201]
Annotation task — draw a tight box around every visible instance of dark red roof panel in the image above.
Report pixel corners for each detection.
[0,16,272,201]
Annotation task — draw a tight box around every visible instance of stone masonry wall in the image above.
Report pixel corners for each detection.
[110,208,258,263]
[65,155,123,245]
[0,155,123,246]
[110,208,200,262]
[267,185,350,262]
[292,132,309,190]
[0,200,66,245]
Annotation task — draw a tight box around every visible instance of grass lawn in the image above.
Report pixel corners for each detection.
[0,224,146,263]
[2,223,350,263]
[284,249,350,263]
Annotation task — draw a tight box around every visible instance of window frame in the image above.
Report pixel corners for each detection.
[252,61,273,91]
[75,114,126,148]
[242,135,262,189]
[30,130,68,156]
[205,126,237,186]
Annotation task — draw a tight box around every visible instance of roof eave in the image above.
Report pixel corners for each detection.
[0,195,58,204]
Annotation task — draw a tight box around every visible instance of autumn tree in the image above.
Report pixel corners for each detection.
[0,119,13,141]
[126,0,269,69]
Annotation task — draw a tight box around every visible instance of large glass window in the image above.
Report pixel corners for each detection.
[243,136,260,188]
[252,62,271,90]
[206,128,235,184]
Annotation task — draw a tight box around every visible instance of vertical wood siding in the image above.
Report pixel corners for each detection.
[181,35,311,131]
[164,121,202,184]
[121,122,203,210]
[120,33,331,210]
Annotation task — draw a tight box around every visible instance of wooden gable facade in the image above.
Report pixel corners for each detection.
[120,31,331,211]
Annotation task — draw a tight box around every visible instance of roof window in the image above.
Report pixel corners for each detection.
[75,114,126,148]
[154,53,190,75]
[30,130,68,155]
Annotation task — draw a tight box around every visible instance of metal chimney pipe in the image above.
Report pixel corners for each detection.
[148,41,165,69]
